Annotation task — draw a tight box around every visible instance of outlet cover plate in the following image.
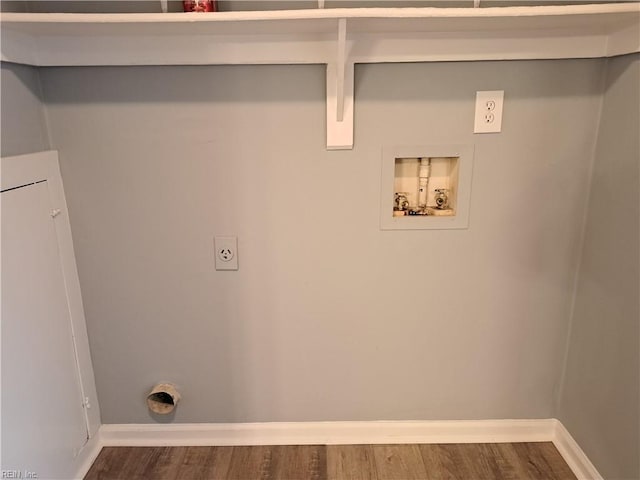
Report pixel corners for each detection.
[214,236,238,270]
[474,90,504,133]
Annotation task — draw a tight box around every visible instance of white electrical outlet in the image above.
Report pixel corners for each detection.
[474,90,504,133]
[214,236,238,270]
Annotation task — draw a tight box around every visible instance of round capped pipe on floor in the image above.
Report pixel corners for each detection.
[146,383,181,414]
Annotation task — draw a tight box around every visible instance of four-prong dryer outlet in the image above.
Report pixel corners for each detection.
[214,236,238,270]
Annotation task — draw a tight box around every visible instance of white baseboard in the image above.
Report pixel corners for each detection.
[101,418,556,447]
[551,420,603,480]
[73,430,103,480]
[97,418,601,480]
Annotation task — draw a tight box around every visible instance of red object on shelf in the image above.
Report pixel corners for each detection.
[183,0,217,12]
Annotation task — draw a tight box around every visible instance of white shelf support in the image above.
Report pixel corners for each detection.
[336,18,347,123]
[326,60,354,150]
[327,17,353,150]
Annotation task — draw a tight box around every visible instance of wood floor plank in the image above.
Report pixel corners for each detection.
[536,443,578,480]
[485,443,534,480]
[419,444,475,480]
[372,444,428,480]
[83,447,111,480]
[142,446,188,479]
[121,447,174,480]
[272,445,327,479]
[428,443,529,480]
[439,443,527,480]
[454,443,499,480]
[226,446,279,480]
[87,447,154,480]
[327,445,378,480]
[84,447,131,480]
[513,442,577,480]
[86,447,163,480]
[175,446,233,479]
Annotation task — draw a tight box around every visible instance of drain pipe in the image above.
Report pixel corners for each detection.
[418,158,431,209]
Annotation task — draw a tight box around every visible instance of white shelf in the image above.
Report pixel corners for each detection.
[2,3,638,149]
[2,4,639,65]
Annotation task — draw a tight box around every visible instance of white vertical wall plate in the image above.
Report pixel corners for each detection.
[474,90,504,133]
[380,145,474,230]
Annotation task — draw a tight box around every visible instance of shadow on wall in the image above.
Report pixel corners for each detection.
[40,64,325,105]
[1,62,44,100]
[0,63,50,157]
[354,59,605,102]
[40,58,605,108]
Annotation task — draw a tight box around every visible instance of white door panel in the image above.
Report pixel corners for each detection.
[2,180,88,479]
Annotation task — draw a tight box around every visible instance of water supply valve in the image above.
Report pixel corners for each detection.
[395,192,410,211]
[434,189,449,209]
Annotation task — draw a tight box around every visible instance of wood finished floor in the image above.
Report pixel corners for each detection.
[85,442,577,480]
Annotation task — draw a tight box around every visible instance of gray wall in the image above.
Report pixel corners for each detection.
[0,0,625,12]
[557,53,639,480]
[40,59,604,424]
[1,63,49,157]
[0,1,473,13]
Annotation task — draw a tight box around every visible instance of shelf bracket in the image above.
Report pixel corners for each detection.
[327,19,354,150]
[336,18,347,123]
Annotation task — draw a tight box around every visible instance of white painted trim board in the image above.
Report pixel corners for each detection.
[100,419,555,447]
[73,431,103,480]
[552,421,604,480]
